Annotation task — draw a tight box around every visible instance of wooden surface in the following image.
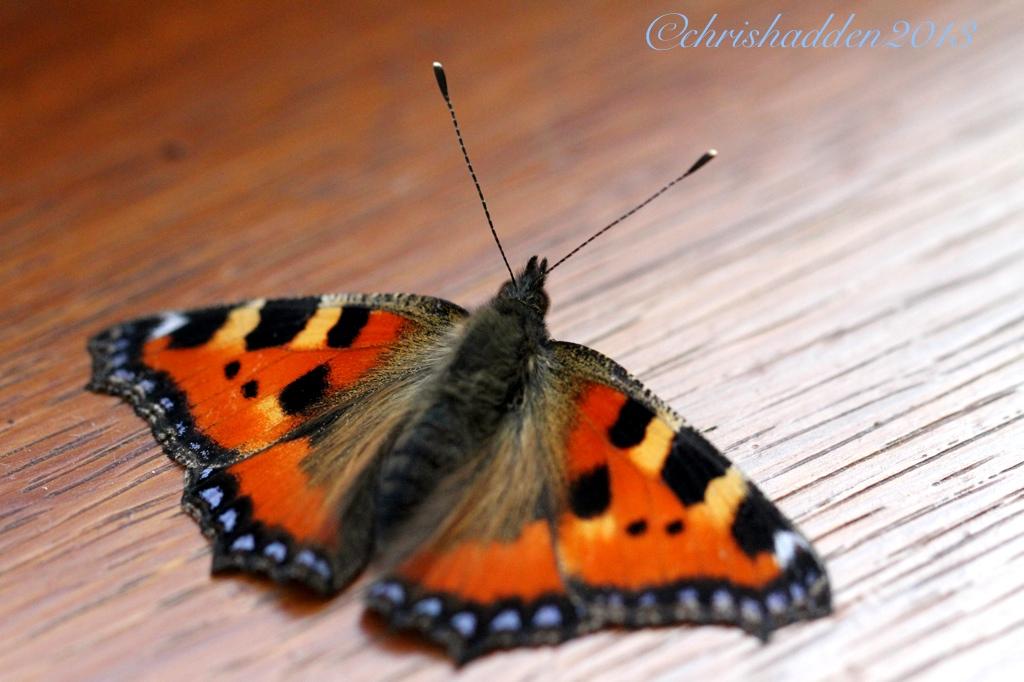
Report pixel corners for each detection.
[2,1,1022,679]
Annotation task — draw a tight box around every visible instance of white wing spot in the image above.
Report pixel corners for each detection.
[532,605,562,628]
[230,534,255,551]
[264,542,287,562]
[413,598,443,618]
[766,591,788,614]
[773,530,809,569]
[712,590,734,615]
[740,598,762,623]
[451,612,476,637]
[678,588,699,610]
[490,609,521,632]
[199,487,223,508]
[295,550,331,579]
[218,508,237,532]
[790,583,807,605]
[149,312,189,339]
[381,582,405,605]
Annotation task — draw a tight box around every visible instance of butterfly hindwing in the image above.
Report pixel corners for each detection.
[370,517,585,663]
[552,341,831,637]
[366,384,588,662]
[89,293,467,592]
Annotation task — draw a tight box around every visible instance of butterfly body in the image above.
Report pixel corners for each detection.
[88,255,830,662]
[376,256,552,534]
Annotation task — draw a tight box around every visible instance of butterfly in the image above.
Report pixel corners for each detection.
[86,62,831,664]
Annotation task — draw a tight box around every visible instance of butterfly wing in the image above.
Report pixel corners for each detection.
[550,341,831,637]
[88,293,466,592]
[366,379,587,662]
[366,340,830,662]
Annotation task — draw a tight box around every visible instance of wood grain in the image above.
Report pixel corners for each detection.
[2,1,1022,679]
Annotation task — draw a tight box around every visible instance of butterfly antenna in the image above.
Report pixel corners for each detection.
[545,149,718,274]
[432,61,516,283]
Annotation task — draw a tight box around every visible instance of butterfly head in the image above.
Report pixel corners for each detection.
[497,256,550,316]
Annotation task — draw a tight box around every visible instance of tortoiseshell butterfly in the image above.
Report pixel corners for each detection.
[87,62,831,663]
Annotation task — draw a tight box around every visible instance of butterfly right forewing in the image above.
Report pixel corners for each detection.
[550,341,831,636]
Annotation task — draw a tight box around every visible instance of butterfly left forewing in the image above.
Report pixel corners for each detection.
[551,341,831,637]
[89,292,468,593]
[89,294,464,465]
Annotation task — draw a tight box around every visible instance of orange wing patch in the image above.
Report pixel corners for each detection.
[183,434,375,594]
[559,383,781,590]
[397,520,562,603]
[227,437,336,544]
[556,381,829,636]
[368,520,583,663]
[138,299,409,456]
